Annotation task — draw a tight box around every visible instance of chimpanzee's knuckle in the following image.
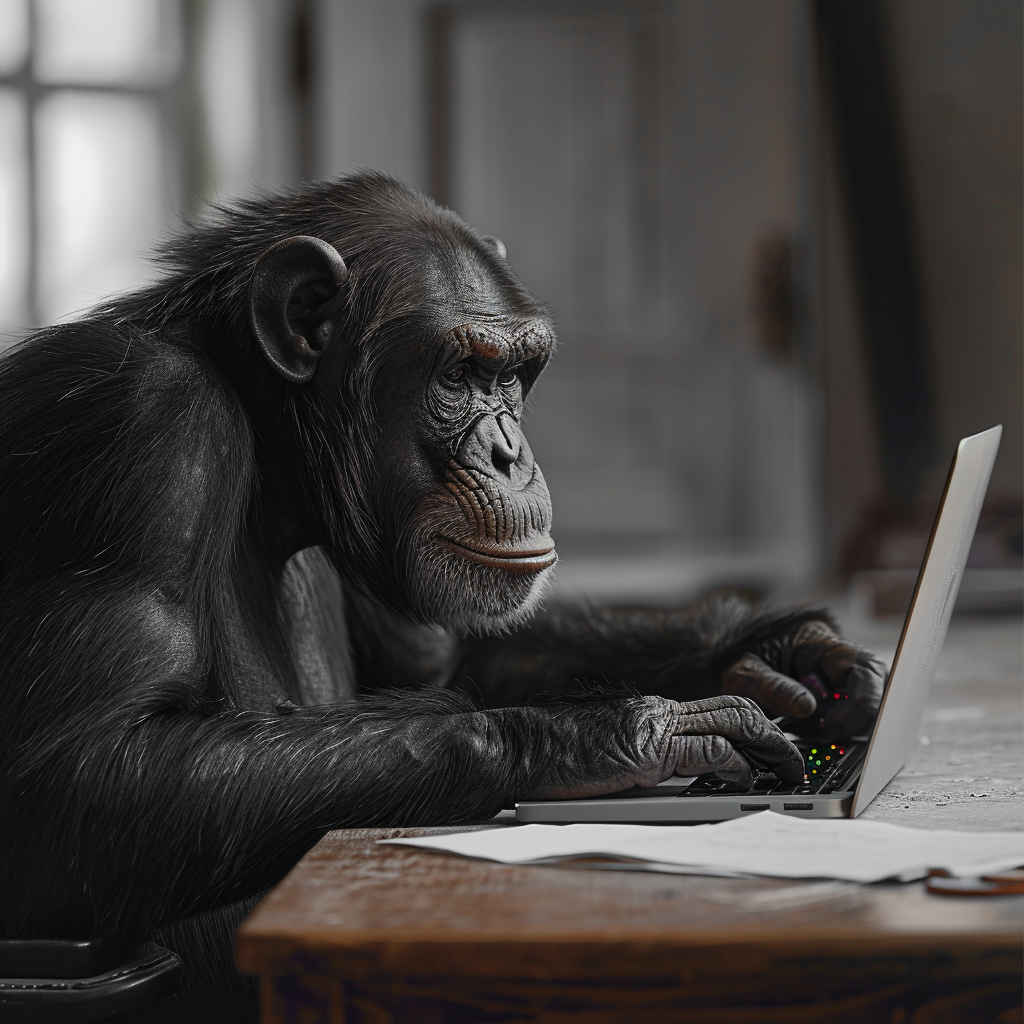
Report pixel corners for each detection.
[690,733,731,769]
[729,700,764,735]
[710,734,733,760]
[794,620,836,644]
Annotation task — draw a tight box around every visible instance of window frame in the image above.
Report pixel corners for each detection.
[0,0,199,329]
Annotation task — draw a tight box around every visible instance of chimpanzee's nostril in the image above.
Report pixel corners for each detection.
[499,417,522,458]
[491,448,512,475]
[491,444,514,476]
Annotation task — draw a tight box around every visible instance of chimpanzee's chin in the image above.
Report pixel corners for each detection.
[401,539,554,635]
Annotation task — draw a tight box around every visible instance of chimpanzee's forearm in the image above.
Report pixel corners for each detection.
[2,689,654,946]
[451,595,836,706]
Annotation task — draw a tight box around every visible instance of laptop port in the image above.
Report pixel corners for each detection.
[784,803,813,810]
[739,803,770,811]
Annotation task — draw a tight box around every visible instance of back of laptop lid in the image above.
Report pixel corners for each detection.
[850,426,1001,817]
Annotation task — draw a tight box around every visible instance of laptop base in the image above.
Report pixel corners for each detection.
[516,790,854,823]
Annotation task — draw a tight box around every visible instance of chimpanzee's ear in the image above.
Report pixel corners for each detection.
[249,235,348,384]
[480,235,507,260]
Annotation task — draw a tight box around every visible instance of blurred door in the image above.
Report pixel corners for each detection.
[438,0,819,577]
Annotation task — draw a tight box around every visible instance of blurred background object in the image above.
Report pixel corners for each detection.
[0,0,1019,615]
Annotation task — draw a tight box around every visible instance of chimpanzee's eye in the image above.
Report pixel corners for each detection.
[498,367,519,387]
[442,364,467,386]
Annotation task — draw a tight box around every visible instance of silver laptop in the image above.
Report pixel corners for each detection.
[517,425,1002,824]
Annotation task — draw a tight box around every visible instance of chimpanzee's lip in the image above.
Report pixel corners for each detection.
[436,536,557,572]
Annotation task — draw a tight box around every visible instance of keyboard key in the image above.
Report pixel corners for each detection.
[748,774,779,793]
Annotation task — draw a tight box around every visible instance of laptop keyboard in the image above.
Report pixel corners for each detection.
[675,741,866,798]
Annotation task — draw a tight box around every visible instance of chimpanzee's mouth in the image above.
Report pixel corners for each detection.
[437,536,557,572]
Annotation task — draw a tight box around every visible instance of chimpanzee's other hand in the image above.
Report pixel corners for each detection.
[720,621,885,740]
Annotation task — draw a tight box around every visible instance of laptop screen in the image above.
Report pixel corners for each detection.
[850,426,1001,817]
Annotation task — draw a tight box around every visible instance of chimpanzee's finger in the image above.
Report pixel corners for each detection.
[722,653,817,719]
[792,621,881,698]
[790,620,843,678]
[821,644,886,698]
[817,658,885,738]
[668,695,805,783]
[664,733,753,790]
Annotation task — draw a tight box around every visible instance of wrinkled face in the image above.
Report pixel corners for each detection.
[374,252,557,634]
[248,214,558,635]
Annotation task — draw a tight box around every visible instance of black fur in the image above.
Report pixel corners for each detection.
[0,173,847,1022]
[453,596,838,706]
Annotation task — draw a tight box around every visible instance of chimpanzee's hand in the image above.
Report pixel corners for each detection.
[530,695,804,799]
[720,621,885,740]
[649,695,805,789]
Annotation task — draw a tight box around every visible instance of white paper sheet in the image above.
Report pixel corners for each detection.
[380,812,1024,883]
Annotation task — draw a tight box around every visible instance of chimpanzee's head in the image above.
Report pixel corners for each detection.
[246,173,556,633]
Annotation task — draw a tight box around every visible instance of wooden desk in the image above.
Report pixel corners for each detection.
[236,828,1023,1023]
[237,618,1024,1023]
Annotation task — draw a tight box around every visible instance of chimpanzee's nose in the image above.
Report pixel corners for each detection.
[491,414,522,471]
[455,413,535,490]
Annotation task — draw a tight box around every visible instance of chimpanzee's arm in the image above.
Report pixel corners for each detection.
[0,335,802,945]
[4,668,801,945]
[450,597,885,739]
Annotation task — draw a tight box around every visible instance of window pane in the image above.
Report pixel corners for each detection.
[0,0,29,75]
[36,92,165,322]
[0,89,29,333]
[34,0,182,86]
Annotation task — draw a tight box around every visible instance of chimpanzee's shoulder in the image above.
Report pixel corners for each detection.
[0,318,249,446]
[0,319,254,567]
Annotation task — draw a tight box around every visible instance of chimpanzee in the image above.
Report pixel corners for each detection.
[0,172,883,1021]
